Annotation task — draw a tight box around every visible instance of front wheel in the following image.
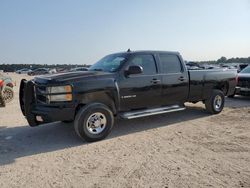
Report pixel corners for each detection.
[205,90,225,114]
[74,103,114,142]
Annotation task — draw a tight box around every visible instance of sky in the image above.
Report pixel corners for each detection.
[0,0,250,64]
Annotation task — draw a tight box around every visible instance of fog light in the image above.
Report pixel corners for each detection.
[36,116,43,122]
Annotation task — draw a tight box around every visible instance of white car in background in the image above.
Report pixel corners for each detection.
[16,68,32,74]
[49,68,57,74]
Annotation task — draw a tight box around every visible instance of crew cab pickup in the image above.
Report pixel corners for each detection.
[20,51,237,142]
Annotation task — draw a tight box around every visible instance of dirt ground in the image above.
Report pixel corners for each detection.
[0,73,250,188]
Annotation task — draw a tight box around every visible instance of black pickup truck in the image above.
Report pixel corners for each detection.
[20,51,237,142]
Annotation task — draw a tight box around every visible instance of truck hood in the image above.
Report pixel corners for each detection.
[34,71,114,84]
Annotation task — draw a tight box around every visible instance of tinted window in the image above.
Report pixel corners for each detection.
[159,54,182,73]
[89,54,127,72]
[241,66,250,73]
[129,54,157,75]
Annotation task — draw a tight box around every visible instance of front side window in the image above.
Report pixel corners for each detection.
[89,54,127,73]
[159,54,182,74]
[129,54,157,75]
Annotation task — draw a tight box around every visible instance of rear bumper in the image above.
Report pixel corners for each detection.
[19,79,75,126]
[235,86,250,96]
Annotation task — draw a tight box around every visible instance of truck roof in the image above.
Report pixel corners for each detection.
[115,50,180,55]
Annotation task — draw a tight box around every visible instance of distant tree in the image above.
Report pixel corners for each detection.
[217,56,227,63]
[190,56,250,65]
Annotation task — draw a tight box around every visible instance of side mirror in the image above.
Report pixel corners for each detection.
[125,65,143,76]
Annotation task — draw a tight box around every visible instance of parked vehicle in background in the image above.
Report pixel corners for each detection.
[219,63,249,73]
[239,64,249,72]
[20,50,237,142]
[0,73,15,104]
[185,62,202,70]
[28,68,50,76]
[55,68,70,73]
[229,66,250,97]
[16,68,32,74]
[201,64,221,69]
[0,79,6,107]
[70,67,88,72]
[49,68,57,74]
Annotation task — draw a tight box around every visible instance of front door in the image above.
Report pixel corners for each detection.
[118,54,162,111]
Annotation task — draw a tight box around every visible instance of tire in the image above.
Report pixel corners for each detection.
[205,89,225,114]
[3,86,14,103]
[0,92,5,107]
[74,103,114,142]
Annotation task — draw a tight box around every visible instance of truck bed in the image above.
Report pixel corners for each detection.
[188,69,237,102]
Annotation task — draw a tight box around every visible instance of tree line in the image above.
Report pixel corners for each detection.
[194,56,250,64]
[0,64,90,72]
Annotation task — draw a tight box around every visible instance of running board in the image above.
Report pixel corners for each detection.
[120,105,186,119]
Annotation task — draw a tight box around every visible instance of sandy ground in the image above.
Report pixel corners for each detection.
[0,73,250,188]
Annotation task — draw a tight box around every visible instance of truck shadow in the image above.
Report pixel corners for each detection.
[0,105,209,166]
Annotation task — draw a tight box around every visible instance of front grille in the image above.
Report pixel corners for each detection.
[35,84,47,104]
[238,77,250,88]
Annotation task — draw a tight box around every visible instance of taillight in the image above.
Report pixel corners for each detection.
[236,75,239,85]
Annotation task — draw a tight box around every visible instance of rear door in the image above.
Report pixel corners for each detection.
[158,53,189,105]
[118,53,162,111]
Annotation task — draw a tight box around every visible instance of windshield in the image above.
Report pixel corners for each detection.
[89,54,128,72]
[241,66,250,73]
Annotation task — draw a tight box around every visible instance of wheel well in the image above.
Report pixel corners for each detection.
[75,101,116,118]
[75,92,117,119]
[214,82,229,96]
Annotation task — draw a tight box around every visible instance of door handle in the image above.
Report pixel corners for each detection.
[178,76,186,81]
[151,78,161,84]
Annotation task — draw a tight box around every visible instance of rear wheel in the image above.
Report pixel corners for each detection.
[74,103,114,142]
[205,90,225,114]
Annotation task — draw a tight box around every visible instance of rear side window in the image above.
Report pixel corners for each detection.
[129,54,157,75]
[159,54,182,73]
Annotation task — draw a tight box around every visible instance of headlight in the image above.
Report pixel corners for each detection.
[47,85,72,94]
[46,85,72,102]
